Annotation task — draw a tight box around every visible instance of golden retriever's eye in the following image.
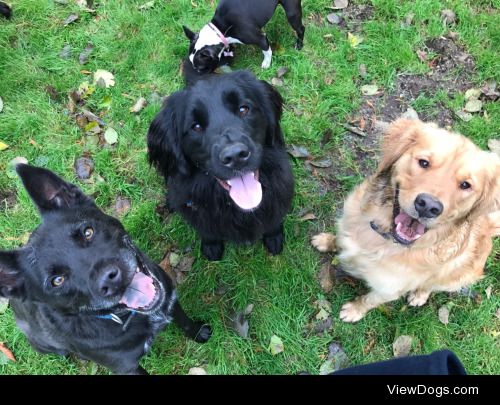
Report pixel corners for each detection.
[418,159,430,169]
[84,227,94,241]
[459,181,471,190]
[192,123,203,132]
[239,105,250,116]
[51,276,65,287]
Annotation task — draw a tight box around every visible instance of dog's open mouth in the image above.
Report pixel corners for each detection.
[391,188,427,245]
[119,256,163,313]
[216,171,262,211]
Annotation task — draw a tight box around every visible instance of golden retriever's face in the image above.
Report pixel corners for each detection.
[378,120,499,245]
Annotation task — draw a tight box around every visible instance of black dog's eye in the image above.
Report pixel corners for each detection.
[239,105,250,116]
[192,123,203,133]
[459,181,471,190]
[418,159,430,169]
[51,276,65,287]
[84,227,94,241]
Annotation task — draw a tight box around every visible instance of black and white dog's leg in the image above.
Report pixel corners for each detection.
[201,239,224,261]
[172,300,212,343]
[256,33,272,69]
[282,0,305,50]
[263,223,285,255]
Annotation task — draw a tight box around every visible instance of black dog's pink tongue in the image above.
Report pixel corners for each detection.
[119,272,156,309]
[227,172,262,210]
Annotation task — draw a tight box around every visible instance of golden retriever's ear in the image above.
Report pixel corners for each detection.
[377,119,422,174]
[470,152,500,224]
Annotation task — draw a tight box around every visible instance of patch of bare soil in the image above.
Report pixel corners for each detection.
[0,189,17,209]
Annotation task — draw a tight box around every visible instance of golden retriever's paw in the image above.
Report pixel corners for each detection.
[311,233,336,253]
[339,301,366,323]
[407,290,430,307]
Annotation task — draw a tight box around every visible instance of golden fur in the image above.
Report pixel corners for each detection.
[312,119,500,322]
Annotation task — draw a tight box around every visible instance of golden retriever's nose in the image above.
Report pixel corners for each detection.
[219,143,251,168]
[414,193,443,218]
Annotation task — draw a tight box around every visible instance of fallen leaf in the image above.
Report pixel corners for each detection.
[485,286,492,299]
[104,128,118,145]
[0,141,9,151]
[416,49,427,62]
[59,44,72,59]
[0,297,8,314]
[309,158,332,168]
[315,308,330,321]
[169,252,181,268]
[299,212,316,221]
[314,299,332,314]
[393,335,412,357]
[268,335,284,355]
[130,97,147,113]
[326,13,341,25]
[79,42,94,65]
[188,367,207,375]
[347,32,363,48]
[438,306,450,325]
[114,197,131,216]
[441,9,456,25]
[332,0,348,9]
[318,263,334,293]
[324,342,349,373]
[400,107,419,121]
[465,88,481,101]
[94,69,115,88]
[0,343,15,362]
[7,157,28,179]
[63,14,79,26]
[358,64,367,78]
[271,77,284,86]
[74,156,94,180]
[464,99,482,113]
[480,81,499,101]
[309,316,333,335]
[287,144,310,158]
[319,359,336,375]
[177,256,194,273]
[231,307,251,338]
[276,67,288,78]
[487,139,500,157]
[361,84,379,96]
[454,109,473,122]
[77,81,95,99]
[244,304,254,316]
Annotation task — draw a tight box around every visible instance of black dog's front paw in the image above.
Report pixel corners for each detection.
[201,240,224,261]
[192,322,212,343]
[263,231,284,256]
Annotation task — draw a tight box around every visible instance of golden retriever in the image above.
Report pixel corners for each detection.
[312,118,500,322]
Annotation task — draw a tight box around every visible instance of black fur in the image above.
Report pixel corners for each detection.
[0,165,211,375]
[0,1,11,19]
[147,71,294,261]
[184,0,304,73]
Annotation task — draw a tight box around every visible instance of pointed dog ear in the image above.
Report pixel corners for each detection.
[183,25,197,42]
[16,164,93,214]
[377,119,421,174]
[147,92,190,178]
[0,251,25,299]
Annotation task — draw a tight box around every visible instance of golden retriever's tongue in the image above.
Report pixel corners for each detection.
[119,272,156,309]
[394,212,426,242]
[227,172,262,210]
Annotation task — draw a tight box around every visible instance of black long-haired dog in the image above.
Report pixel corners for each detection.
[147,71,294,261]
[0,165,211,374]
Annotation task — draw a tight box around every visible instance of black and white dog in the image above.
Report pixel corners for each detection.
[147,71,295,261]
[183,0,304,72]
[0,164,211,374]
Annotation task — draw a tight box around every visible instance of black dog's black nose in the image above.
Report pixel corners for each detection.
[97,266,123,298]
[219,143,250,168]
[414,193,443,218]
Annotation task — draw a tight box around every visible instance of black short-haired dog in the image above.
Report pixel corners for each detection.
[147,71,294,261]
[183,0,304,72]
[0,164,211,375]
[0,1,11,19]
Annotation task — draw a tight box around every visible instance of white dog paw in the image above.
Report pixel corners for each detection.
[261,59,271,69]
[407,291,430,307]
[339,301,366,323]
[311,233,336,253]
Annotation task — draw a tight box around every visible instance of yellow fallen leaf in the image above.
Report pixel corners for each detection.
[93,69,115,88]
[0,141,9,151]
[348,32,363,48]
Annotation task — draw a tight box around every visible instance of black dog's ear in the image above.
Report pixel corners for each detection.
[260,80,285,147]
[0,251,25,299]
[16,164,93,213]
[183,25,197,42]
[147,92,190,177]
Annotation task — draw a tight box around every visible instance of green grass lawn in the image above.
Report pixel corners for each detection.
[0,0,499,375]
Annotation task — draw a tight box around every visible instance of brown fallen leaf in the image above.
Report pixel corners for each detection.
[318,262,334,293]
[130,97,147,113]
[63,14,79,26]
[74,156,94,180]
[485,286,492,300]
[0,342,16,362]
[299,212,316,221]
[114,196,131,216]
